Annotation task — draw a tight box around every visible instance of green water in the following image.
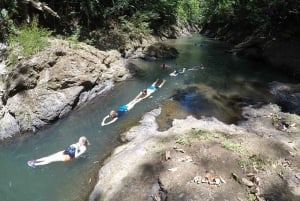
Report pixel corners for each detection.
[0,35,292,201]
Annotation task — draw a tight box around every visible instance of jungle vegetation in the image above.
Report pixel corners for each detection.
[1,0,299,51]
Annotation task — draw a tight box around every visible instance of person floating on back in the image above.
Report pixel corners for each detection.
[101,79,166,126]
[127,79,166,105]
[187,64,205,71]
[27,136,90,168]
[169,68,186,76]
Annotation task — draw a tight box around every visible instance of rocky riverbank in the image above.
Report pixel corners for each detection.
[1,29,299,201]
[201,24,300,80]
[0,31,183,140]
[0,38,131,140]
[89,103,300,201]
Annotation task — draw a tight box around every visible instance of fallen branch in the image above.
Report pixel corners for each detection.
[23,0,60,19]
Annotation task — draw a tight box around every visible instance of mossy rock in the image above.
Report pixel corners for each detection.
[143,43,179,59]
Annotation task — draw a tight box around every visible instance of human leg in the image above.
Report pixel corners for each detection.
[151,79,159,86]
[158,80,166,88]
[34,151,68,166]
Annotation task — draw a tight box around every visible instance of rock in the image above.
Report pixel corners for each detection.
[178,156,193,162]
[242,177,255,187]
[147,178,168,201]
[143,43,179,60]
[6,86,83,131]
[269,81,300,115]
[0,110,20,140]
[214,177,221,185]
[0,39,130,139]
[173,147,185,153]
[263,39,300,78]
[168,167,177,172]
[5,61,40,97]
[78,80,114,104]
[193,176,202,184]
[231,172,242,184]
[165,150,171,161]
[0,43,8,62]
[0,61,7,75]
[90,106,300,201]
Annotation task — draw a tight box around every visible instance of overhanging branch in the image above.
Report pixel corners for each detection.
[23,0,60,19]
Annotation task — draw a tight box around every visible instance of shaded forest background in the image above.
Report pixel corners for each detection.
[1,0,300,53]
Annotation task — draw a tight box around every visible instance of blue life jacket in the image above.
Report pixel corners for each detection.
[118,105,128,112]
[117,105,128,117]
[148,85,156,90]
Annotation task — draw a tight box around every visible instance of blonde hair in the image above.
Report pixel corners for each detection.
[109,110,117,118]
[79,136,90,146]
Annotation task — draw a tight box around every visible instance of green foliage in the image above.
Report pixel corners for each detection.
[155,142,166,155]
[198,0,235,24]
[2,0,298,48]
[0,9,17,41]
[221,139,248,155]
[8,17,51,65]
[238,154,268,173]
[175,135,190,145]
[119,11,153,39]
[176,0,201,23]
[197,0,300,36]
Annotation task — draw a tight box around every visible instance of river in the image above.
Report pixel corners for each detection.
[0,35,293,201]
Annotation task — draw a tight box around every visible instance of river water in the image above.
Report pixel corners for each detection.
[0,35,293,201]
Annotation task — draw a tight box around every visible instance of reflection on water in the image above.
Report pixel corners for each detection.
[0,35,292,201]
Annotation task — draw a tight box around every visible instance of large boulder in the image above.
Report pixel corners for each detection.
[0,39,130,140]
[6,86,83,132]
[263,39,300,77]
[0,107,20,140]
[143,43,179,60]
[269,81,300,115]
[228,36,300,79]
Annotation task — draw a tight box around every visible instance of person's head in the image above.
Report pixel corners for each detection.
[79,136,90,146]
[109,110,117,118]
[142,89,147,95]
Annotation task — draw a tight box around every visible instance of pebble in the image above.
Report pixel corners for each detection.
[168,167,177,172]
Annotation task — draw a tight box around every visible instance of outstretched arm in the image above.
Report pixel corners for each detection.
[101,115,118,126]
[179,68,186,73]
[74,145,86,158]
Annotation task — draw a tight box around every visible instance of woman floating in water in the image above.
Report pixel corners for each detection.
[169,68,186,76]
[187,64,205,71]
[101,79,166,126]
[27,136,90,168]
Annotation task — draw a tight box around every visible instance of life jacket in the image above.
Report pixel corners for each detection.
[117,105,128,117]
[118,105,128,112]
[148,85,156,90]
